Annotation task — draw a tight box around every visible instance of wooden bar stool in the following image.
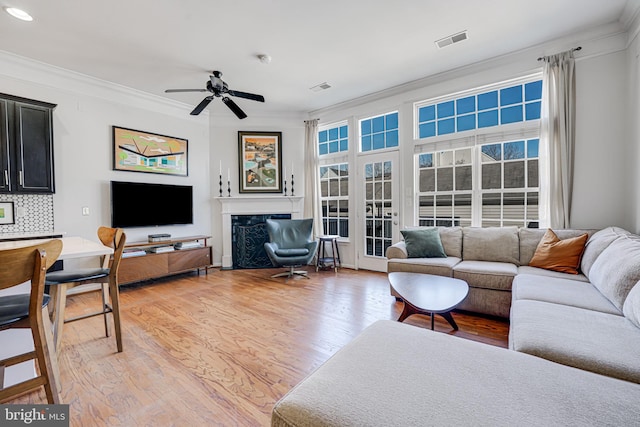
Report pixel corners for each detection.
[316,235,341,272]
[46,227,126,353]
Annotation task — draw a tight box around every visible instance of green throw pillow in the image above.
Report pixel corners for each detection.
[401,228,447,258]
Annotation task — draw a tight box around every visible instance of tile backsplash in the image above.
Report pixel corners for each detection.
[0,194,54,233]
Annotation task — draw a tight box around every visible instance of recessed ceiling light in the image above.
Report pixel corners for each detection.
[257,54,272,64]
[4,7,33,21]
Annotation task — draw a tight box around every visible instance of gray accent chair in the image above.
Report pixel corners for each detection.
[264,219,318,278]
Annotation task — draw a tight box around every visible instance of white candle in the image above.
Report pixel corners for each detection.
[284,166,287,178]
[219,160,222,176]
[227,168,230,182]
[291,163,294,176]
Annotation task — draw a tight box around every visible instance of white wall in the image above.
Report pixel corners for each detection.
[310,26,635,251]
[573,50,631,229]
[209,113,306,265]
[628,20,640,234]
[0,52,211,252]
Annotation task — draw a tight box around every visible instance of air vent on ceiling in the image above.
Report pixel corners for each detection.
[310,82,332,92]
[435,30,468,49]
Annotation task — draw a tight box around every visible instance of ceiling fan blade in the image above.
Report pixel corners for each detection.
[222,97,247,119]
[165,89,208,93]
[190,97,213,115]
[227,90,265,103]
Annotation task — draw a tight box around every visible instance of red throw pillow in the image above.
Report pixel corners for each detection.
[529,229,588,274]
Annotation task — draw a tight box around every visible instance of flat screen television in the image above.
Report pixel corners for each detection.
[111,181,193,228]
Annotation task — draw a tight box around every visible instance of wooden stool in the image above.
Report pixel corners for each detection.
[316,235,341,272]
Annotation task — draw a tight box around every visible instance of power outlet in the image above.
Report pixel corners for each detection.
[82,207,90,216]
[16,207,25,217]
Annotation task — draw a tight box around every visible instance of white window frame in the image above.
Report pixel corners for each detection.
[413,74,542,227]
[477,138,540,227]
[319,162,350,238]
[415,149,474,227]
[358,110,400,153]
[318,120,349,158]
[318,120,350,239]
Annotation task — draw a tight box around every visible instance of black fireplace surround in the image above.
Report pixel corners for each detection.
[232,214,291,269]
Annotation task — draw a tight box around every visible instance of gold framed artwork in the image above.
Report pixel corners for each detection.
[238,131,282,193]
[113,126,188,176]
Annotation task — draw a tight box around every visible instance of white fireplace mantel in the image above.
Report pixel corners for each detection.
[217,196,304,269]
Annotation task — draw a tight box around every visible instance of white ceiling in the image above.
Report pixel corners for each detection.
[0,0,637,118]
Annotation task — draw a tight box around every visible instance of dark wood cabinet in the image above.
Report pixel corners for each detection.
[0,93,56,194]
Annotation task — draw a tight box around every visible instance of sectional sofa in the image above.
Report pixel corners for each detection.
[385,225,597,318]
[271,226,640,425]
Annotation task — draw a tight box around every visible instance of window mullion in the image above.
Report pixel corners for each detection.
[471,146,482,227]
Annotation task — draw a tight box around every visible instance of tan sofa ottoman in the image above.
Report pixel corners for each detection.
[272,321,640,426]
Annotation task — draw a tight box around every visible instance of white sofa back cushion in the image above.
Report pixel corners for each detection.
[623,281,640,329]
[589,235,640,310]
[581,227,631,277]
[462,226,519,264]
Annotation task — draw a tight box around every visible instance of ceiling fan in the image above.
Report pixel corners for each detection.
[165,71,265,118]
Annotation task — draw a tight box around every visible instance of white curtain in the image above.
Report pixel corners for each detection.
[303,119,322,237]
[539,50,576,229]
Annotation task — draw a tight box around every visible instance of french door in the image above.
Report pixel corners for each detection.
[356,151,400,271]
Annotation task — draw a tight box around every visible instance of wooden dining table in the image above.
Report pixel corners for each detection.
[0,236,113,260]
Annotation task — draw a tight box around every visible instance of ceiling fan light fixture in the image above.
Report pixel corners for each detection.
[166,70,264,118]
[4,7,33,21]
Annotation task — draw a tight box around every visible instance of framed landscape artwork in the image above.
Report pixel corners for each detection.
[0,201,14,225]
[238,131,282,193]
[113,126,188,176]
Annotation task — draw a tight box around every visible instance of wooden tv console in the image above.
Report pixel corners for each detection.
[118,235,212,285]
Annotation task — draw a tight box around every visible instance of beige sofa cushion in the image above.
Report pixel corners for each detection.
[462,226,519,264]
[589,235,640,310]
[623,281,640,328]
[453,260,517,291]
[387,257,460,277]
[512,274,621,315]
[517,265,589,282]
[438,226,462,258]
[581,226,630,277]
[272,320,640,427]
[510,300,640,383]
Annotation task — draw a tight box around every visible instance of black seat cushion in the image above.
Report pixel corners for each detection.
[45,268,109,285]
[0,294,50,327]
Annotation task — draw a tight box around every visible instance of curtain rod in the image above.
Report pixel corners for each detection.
[537,46,581,62]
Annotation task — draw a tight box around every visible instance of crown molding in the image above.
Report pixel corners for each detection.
[623,0,640,47]
[0,49,207,121]
[309,23,629,119]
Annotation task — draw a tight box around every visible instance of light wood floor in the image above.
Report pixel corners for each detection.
[15,267,509,426]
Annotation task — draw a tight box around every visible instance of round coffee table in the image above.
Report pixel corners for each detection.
[388,272,469,330]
